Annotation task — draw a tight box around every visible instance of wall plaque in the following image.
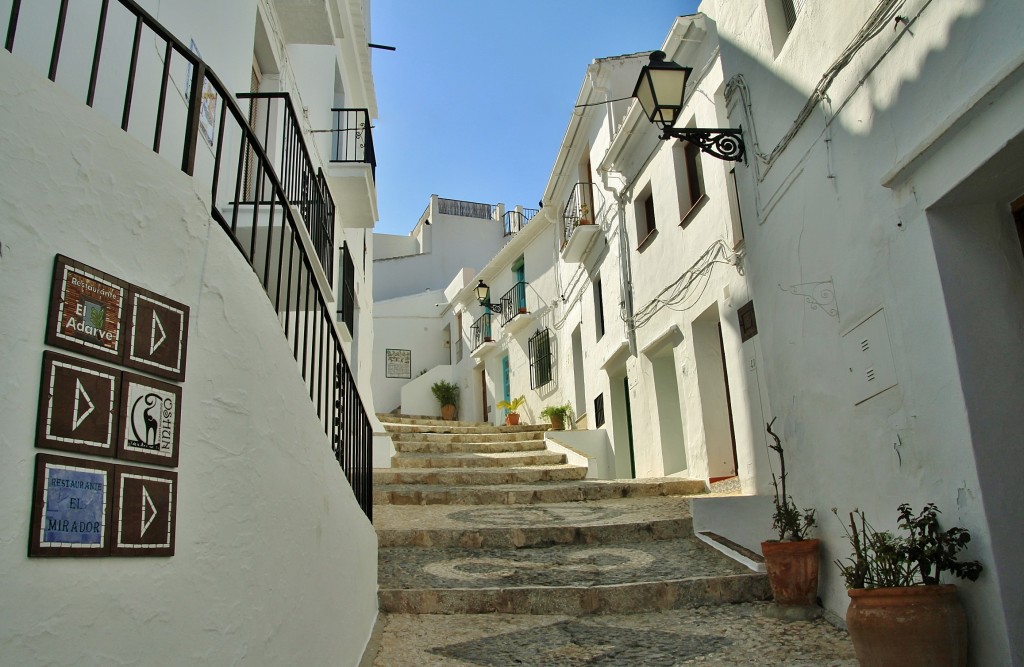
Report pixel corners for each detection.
[46,255,128,362]
[36,351,120,457]
[29,454,113,556]
[385,348,412,379]
[110,465,176,556]
[118,373,182,467]
[123,285,189,381]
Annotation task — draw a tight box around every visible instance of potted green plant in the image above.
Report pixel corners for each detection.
[760,418,819,607]
[431,380,460,421]
[833,503,982,666]
[540,403,572,430]
[496,395,525,426]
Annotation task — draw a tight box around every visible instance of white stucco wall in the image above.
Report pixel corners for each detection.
[0,50,377,665]
[705,0,1023,662]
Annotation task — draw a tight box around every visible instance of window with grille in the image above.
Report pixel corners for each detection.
[594,393,605,427]
[338,243,355,333]
[528,328,553,389]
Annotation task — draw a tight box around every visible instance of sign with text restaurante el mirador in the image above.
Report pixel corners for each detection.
[30,256,187,557]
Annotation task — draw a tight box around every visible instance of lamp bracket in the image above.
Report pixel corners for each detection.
[483,303,502,314]
[662,127,745,163]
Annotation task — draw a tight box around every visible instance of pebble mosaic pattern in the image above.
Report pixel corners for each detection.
[379,537,750,589]
[374,606,857,666]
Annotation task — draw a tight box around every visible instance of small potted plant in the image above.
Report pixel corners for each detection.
[833,503,982,666]
[578,203,592,225]
[540,403,573,431]
[431,380,460,421]
[760,418,819,607]
[496,395,525,426]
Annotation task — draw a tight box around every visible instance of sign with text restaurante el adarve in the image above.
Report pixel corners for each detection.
[46,255,190,381]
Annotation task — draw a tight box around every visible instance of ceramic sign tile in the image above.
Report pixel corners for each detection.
[29,454,114,556]
[123,285,189,381]
[36,351,121,457]
[117,372,182,467]
[46,255,128,362]
[110,465,176,556]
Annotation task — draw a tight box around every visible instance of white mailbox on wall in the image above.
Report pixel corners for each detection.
[841,307,899,405]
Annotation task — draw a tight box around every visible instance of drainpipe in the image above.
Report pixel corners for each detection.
[601,172,638,358]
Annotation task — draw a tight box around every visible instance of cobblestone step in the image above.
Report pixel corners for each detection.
[393,439,547,455]
[374,478,707,506]
[377,537,770,614]
[375,496,695,548]
[374,465,588,487]
[392,451,567,469]
[377,414,488,427]
[381,420,548,434]
[371,606,857,665]
[388,430,548,443]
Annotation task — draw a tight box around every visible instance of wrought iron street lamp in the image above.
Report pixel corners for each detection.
[475,280,502,314]
[632,51,745,162]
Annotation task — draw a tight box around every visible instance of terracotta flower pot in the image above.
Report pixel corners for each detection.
[548,415,564,431]
[846,584,967,667]
[505,412,520,426]
[440,404,456,421]
[760,538,820,606]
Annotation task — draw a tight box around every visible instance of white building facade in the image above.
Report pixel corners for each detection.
[0,0,381,663]
[704,0,1023,662]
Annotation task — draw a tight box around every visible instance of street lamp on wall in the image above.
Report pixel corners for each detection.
[632,51,746,163]
[475,280,502,314]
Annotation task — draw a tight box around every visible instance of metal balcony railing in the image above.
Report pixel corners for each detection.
[499,281,529,326]
[4,0,373,520]
[238,92,336,276]
[562,182,598,247]
[503,208,539,237]
[470,312,494,351]
[330,108,375,180]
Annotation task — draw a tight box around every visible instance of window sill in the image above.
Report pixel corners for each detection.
[679,194,709,228]
[637,228,658,252]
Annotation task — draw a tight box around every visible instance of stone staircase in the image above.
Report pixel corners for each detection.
[373,414,771,616]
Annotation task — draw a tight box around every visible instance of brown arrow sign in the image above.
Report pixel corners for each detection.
[110,465,176,556]
[36,351,120,456]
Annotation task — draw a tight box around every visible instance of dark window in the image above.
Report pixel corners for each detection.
[643,193,657,236]
[338,243,355,333]
[1012,195,1024,259]
[529,328,553,389]
[684,141,705,208]
[738,300,758,342]
[594,393,605,427]
[594,277,605,340]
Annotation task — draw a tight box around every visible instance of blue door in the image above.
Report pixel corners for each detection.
[513,259,526,310]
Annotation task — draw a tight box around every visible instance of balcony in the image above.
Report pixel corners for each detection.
[499,281,536,335]
[237,92,336,278]
[503,207,539,237]
[561,182,603,263]
[326,108,377,228]
[470,312,497,358]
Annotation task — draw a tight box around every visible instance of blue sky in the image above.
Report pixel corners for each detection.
[369,1,700,235]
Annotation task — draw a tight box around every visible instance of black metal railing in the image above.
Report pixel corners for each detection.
[470,313,493,351]
[503,208,539,237]
[499,281,529,326]
[237,92,335,276]
[338,243,355,334]
[562,182,597,247]
[5,0,373,520]
[438,198,493,220]
[330,108,375,179]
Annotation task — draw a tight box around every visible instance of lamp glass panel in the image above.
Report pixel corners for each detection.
[648,68,685,125]
[633,70,658,122]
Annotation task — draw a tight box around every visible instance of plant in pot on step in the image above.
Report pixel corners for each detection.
[833,503,982,666]
[540,403,573,431]
[496,395,525,426]
[431,380,460,421]
[760,417,819,607]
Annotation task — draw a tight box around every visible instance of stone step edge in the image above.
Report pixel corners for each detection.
[377,573,771,615]
[376,517,694,549]
[390,454,567,469]
[374,481,708,506]
[696,531,766,573]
